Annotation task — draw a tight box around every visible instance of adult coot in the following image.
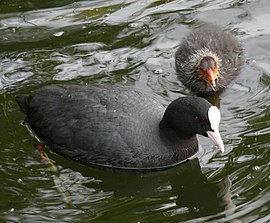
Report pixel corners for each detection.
[16,84,224,171]
[175,24,244,96]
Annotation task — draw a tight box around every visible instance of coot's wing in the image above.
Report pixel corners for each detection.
[16,85,165,168]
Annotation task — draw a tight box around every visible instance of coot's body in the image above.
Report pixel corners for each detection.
[16,84,224,171]
[175,24,244,96]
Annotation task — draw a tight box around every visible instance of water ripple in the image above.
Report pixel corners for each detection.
[0,0,270,222]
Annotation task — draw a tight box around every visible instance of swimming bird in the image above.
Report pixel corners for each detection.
[175,24,244,96]
[16,84,224,171]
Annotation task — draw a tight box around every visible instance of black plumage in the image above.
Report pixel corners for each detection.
[16,84,222,171]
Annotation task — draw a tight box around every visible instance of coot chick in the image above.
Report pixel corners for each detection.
[175,24,244,96]
[16,84,224,171]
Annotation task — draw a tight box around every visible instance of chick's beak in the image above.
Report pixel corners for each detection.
[206,69,216,88]
[207,129,224,153]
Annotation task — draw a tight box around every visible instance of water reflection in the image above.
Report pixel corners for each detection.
[202,94,221,107]
[1,0,270,221]
[46,152,238,220]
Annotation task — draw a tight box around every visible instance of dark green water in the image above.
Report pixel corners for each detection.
[0,0,269,222]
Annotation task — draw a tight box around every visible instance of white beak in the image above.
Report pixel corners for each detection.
[207,106,224,153]
[211,80,216,88]
[207,130,224,153]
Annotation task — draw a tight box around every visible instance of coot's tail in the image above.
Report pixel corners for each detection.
[15,95,30,114]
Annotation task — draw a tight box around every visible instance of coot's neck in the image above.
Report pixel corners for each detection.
[159,121,195,140]
[159,122,198,158]
[159,99,199,139]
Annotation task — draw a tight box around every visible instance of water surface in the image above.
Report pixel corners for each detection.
[0,0,269,222]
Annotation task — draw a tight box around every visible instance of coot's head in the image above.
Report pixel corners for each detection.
[160,96,224,152]
[192,48,221,90]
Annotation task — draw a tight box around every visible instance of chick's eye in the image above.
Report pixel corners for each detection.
[210,61,216,68]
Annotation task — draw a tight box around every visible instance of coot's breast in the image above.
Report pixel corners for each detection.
[24,85,197,170]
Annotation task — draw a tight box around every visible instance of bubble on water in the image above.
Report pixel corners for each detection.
[9,208,15,212]
[154,69,163,74]
[128,23,138,29]
[252,166,261,171]
[53,31,64,37]
[193,207,199,212]
[17,178,23,184]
